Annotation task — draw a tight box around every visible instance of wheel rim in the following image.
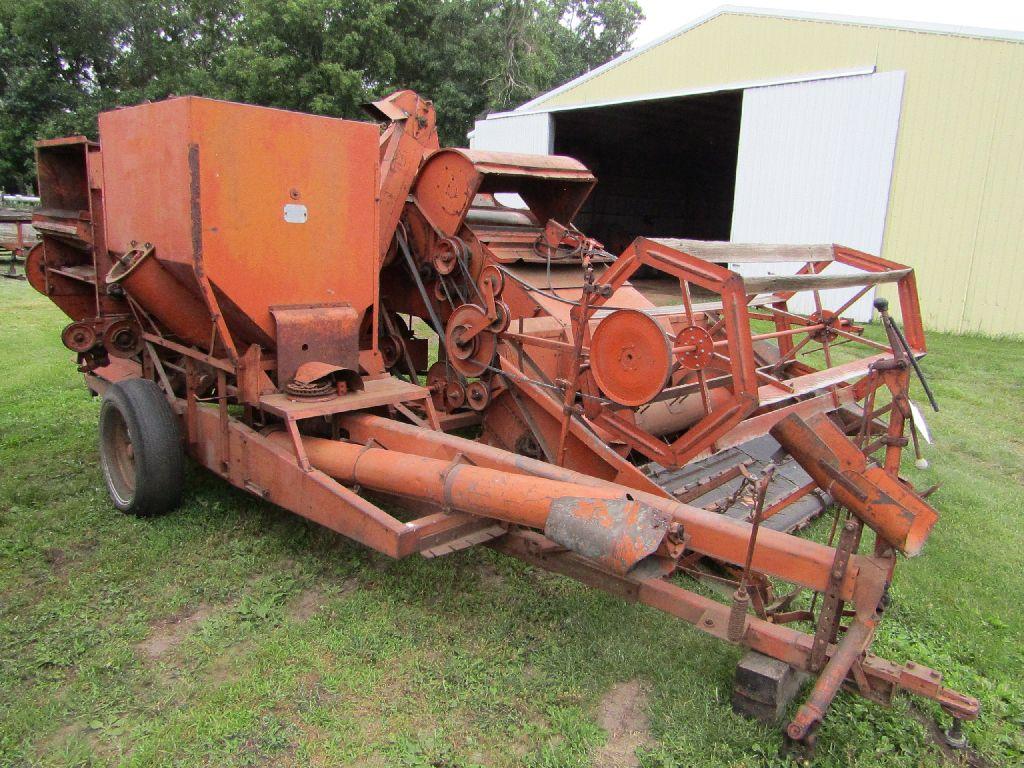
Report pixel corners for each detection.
[101,407,136,506]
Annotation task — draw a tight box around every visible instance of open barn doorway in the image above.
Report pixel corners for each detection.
[551,90,743,255]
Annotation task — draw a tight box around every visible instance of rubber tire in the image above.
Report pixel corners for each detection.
[99,378,184,517]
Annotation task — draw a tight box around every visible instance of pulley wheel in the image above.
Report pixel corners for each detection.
[426,362,456,412]
[488,300,511,333]
[478,264,505,297]
[590,309,671,407]
[379,335,401,368]
[25,243,47,294]
[103,319,143,358]
[445,304,497,377]
[62,321,97,353]
[444,380,466,409]
[432,238,460,275]
[674,325,714,370]
[466,380,491,411]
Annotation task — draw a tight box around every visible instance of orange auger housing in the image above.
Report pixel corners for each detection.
[28,92,976,756]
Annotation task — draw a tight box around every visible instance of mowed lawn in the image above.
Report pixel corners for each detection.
[1,276,1022,768]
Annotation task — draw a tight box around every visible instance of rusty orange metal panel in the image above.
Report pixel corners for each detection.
[98,96,380,344]
[413,148,595,236]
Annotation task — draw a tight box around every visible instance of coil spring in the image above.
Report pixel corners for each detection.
[728,586,750,643]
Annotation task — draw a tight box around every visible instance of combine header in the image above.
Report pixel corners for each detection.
[26,92,976,756]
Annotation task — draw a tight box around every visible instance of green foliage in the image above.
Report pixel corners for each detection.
[0,0,642,191]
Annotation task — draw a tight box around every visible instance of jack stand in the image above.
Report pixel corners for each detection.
[943,717,968,750]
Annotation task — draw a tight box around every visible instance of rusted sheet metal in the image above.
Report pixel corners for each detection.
[98,96,380,345]
[370,90,439,259]
[270,304,360,388]
[412,148,595,236]
[545,497,670,574]
[456,148,594,178]
[771,412,938,555]
[106,243,213,349]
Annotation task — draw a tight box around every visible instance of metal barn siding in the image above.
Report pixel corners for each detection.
[730,72,905,321]
[469,112,553,155]
[523,12,1024,335]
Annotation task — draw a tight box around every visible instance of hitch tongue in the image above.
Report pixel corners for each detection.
[771,413,938,556]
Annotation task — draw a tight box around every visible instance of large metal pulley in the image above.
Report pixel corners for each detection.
[61,321,97,353]
[445,303,498,377]
[589,309,672,407]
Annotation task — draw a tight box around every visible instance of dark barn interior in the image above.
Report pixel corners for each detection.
[552,90,744,254]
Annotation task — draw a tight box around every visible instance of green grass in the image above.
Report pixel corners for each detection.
[1,277,1022,767]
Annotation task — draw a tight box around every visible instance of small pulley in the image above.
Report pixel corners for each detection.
[589,309,672,407]
[432,236,470,276]
[674,325,714,371]
[477,264,504,297]
[426,361,467,413]
[465,380,491,411]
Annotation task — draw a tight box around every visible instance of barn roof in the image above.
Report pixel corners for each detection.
[515,5,1024,113]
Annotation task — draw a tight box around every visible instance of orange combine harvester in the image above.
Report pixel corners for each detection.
[26,91,975,757]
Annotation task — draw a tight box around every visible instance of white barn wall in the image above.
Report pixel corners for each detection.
[469,112,553,155]
[730,71,905,320]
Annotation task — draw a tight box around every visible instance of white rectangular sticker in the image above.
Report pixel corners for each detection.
[283,203,308,223]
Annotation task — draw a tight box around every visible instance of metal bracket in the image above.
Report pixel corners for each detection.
[439,452,475,513]
[810,518,862,671]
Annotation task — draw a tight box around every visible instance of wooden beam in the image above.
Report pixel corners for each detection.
[741,269,911,294]
[652,239,836,263]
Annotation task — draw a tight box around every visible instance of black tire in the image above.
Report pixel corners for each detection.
[99,378,184,517]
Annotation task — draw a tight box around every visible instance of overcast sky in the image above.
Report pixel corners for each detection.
[633,2,1024,46]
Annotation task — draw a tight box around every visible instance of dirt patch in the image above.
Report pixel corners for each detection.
[204,638,254,684]
[41,540,98,584]
[35,721,104,761]
[477,562,505,589]
[593,680,652,768]
[288,589,323,622]
[137,603,213,660]
[43,547,67,580]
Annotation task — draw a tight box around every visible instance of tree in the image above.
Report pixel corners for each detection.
[0,0,642,192]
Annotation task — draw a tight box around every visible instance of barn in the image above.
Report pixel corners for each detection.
[469,7,1024,334]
